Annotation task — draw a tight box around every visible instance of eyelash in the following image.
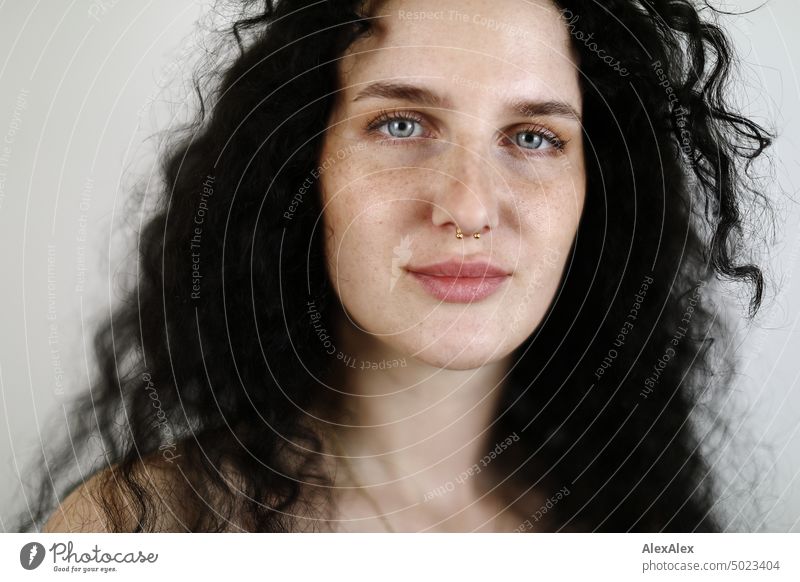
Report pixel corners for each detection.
[364,109,568,155]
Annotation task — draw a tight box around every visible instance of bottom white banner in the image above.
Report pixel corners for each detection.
[1,533,797,581]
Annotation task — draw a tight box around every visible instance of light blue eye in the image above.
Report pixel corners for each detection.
[385,119,420,138]
[516,132,549,149]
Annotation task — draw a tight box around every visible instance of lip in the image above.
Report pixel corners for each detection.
[406,259,511,303]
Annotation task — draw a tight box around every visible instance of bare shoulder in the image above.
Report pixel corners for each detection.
[42,457,183,533]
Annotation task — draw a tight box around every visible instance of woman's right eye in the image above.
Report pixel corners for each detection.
[366,110,428,140]
[382,118,423,138]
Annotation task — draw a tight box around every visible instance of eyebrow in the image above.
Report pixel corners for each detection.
[351,81,581,121]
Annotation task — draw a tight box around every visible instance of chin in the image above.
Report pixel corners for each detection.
[395,331,524,371]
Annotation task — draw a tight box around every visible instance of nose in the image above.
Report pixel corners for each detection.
[429,143,500,238]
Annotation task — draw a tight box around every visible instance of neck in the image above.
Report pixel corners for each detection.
[324,302,511,508]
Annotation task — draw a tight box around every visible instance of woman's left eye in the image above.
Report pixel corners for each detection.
[515,131,553,150]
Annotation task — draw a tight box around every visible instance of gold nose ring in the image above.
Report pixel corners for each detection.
[455,226,481,239]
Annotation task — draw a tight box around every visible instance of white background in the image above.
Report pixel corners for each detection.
[0,0,798,532]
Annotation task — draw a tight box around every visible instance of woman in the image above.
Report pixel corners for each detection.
[22,0,772,532]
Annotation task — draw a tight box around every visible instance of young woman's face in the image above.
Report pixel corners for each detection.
[318,0,585,369]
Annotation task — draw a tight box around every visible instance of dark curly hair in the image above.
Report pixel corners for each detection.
[16,0,773,533]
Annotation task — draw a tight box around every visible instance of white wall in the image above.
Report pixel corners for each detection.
[1,0,798,531]
[0,0,211,529]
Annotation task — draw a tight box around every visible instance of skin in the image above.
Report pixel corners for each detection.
[314,0,585,531]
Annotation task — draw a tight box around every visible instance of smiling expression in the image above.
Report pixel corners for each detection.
[317,0,586,369]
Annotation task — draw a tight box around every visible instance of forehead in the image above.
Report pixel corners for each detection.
[338,0,580,106]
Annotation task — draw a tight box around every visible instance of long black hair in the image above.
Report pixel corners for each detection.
[16,0,773,532]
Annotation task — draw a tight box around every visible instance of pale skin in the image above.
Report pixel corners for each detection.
[316,0,586,531]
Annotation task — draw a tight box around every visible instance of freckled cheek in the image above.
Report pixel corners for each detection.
[509,182,583,282]
[323,161,428,232]
[321,179,403,284]
[323,213,380,289]
[349,153,435,200]
[519,175,584,225]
